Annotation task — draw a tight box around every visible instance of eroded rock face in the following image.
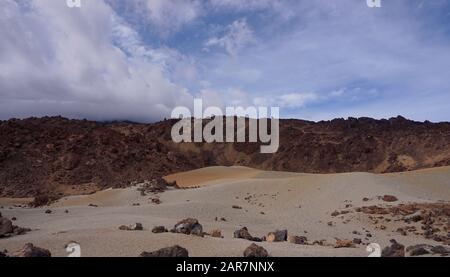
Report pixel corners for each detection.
[382,195,398,202]
[243,244,269,258]
[381,240,405,257]
[2,116,450,199]
[172,218,203,236]
[140,245,189,257]
[12,243,51,257]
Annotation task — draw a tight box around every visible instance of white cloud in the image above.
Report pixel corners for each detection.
[253,92,318,109]
[204,19,255,56]
[0,0,193,121]
[108,0,202,37]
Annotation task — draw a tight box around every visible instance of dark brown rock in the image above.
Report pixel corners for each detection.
[12,243,51,257]
[382,195,398,202]
[0,217,13,237]
[381,240,405,257]
[407,245,430,256]
[234,227,254,241]
[243,243,269,257]
[152,226,168,233]
[140,245,188,257]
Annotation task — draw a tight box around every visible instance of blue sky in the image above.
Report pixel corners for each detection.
[1,0,450,122]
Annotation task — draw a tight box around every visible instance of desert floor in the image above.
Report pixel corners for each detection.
[1,166,450,257]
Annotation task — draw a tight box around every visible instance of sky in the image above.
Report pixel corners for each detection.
[1,0,450,122]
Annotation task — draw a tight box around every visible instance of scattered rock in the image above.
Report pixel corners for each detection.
[172,218,203,236]
[382,195,398,202]
[243,243,269,258]
[45,209,52,214]
[363,197,370,202]
[152,226,168,234]
[407,245,430,256]
[234,227,258,241]
[266,230,288,242]
[137,178,168,195]
[210,229,223,238]
[88,204,98,207]
[232,205,243,210]
[335,239,353,248]
[151,198,161,205]
[431,245,450,255]
[140,245,188,257]
[353,238,362,245]
[12,243,51,257]
[381,239,405,257]
[0,217,13,237]
[331,211,340,217]
[119,223,143,231]
[288,235,308,245]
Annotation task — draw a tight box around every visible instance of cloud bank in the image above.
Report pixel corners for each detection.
[1,0,449,122]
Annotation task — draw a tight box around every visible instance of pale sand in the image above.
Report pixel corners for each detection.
[1,166,450,257]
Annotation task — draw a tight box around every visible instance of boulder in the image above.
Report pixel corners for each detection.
[172,218,203,236]
[381,239,405,257]
[266,230,288,242]
[140,245,188,257]
[243,243,269,258]
[12,243,51,257]
[152,226,168,233]
[234,227,254,241]
[353,238,362,245]
[430,245,450,255]
[0,217,13,237]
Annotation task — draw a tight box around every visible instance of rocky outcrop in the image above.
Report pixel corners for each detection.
[140,245,189,257]
[2,116,450,198]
